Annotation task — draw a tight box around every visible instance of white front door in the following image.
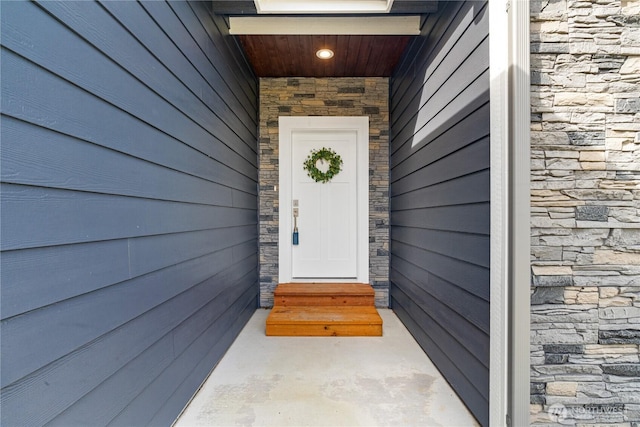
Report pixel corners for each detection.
[279,117,369,283]
[291,130,357,278]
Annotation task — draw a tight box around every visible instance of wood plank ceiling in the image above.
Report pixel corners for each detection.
[237,35,412,77]
[211,1,439,77]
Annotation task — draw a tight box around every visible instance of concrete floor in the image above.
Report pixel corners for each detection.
[174,309,479,427]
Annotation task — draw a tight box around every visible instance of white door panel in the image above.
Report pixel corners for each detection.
[291,131,357,278]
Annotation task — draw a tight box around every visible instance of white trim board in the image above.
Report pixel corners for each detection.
[229,16,421,35]
[507,0,532,425]
[489,0,509,421]
[489,0,531,425]
[253,0,394,14]
[278,116,369,284]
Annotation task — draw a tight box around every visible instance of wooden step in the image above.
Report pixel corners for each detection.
[266,306,382,337]
[274,283,375,306]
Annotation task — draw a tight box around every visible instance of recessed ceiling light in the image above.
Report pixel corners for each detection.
[316,49,334,59]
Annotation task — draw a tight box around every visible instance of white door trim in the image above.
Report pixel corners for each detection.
[279,116,369,284]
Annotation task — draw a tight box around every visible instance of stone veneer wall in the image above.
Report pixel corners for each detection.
[259,78,389,307]
[530,0,640,425]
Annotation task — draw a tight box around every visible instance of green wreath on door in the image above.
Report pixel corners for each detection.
[303,147,343,183]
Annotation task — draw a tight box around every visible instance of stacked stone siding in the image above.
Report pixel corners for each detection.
[531,0,640,425]
[259,78,389,307]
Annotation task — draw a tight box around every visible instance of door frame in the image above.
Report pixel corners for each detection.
[278,116,369,284]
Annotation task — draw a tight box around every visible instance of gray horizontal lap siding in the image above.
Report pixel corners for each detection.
[389,1,490,426]
[0,1,258,425]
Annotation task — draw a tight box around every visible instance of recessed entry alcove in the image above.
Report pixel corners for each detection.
[0,1,523,426]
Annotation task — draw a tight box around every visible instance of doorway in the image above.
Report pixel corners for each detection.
[278,116,369,284]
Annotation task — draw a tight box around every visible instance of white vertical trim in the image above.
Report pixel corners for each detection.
[509,0,532,425]
[489,0,510,425]
[490,0,531,426]
[279,117,294,283]
[278,116,369,284]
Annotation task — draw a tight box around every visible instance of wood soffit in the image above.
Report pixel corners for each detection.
[237,34,413,77]
[211,2,439,77]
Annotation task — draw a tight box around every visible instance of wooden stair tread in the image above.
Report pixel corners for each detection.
[267,306,382,324]
[266,283,382,336]
[275,283,374,297]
